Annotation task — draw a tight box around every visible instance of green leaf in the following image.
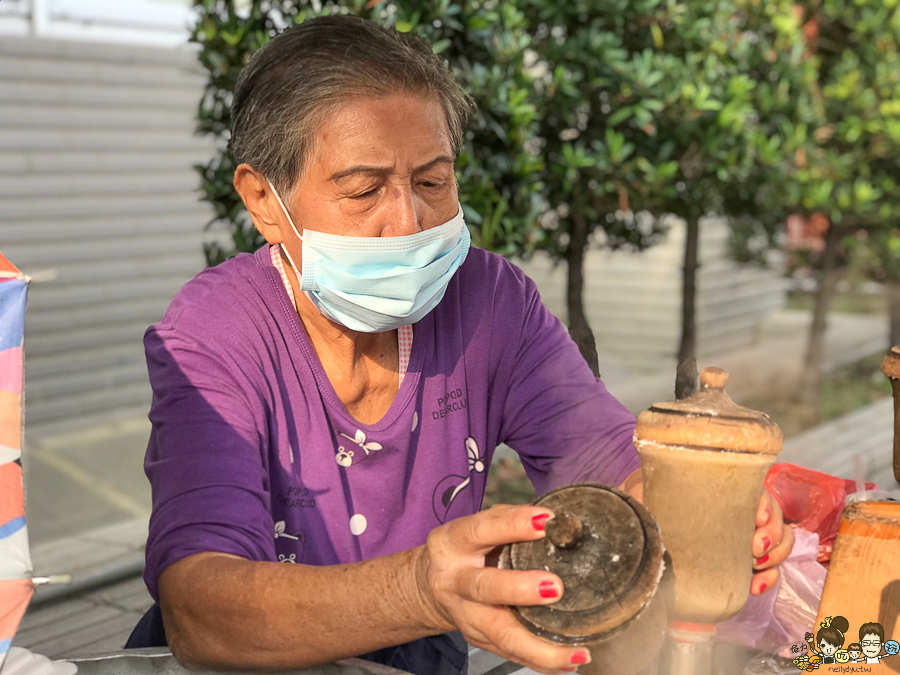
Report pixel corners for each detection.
[432,38,451,54]
[606,106,633,126]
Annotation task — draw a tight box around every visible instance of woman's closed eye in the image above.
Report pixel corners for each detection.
[349,185,381,200]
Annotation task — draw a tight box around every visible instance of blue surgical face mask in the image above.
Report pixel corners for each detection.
[267,180,470,333]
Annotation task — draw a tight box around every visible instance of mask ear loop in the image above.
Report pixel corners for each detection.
[266,178,305,279]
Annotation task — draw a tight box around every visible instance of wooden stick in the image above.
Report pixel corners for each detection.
[881,347,900,484]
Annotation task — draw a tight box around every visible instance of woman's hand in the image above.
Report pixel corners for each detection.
[750,489,794,596]
[416,504,590,674]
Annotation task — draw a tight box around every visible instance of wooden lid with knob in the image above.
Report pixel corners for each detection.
[499,483,668,641]
[635,367,783,454]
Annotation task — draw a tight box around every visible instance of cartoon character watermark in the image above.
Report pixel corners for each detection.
[858,621,900,664]
[792,619,899,670]
[791,642,821,673]
[845,643,863,663]
[807,616,849,665]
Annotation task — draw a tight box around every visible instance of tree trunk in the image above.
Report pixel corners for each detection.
[677,218,700,365]
[889,279,900,349]
[797,222,843,408]
[566,214,600,378]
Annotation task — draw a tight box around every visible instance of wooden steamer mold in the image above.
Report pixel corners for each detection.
[816,501,900,666]
[634,367,782,675]
[499,483,673,675]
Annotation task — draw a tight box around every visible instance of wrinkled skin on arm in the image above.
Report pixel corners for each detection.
[158,505,591,674]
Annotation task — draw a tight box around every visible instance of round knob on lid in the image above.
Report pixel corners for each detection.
[882,346,900,380]
[699,367,728,390]
[545,512,584,549]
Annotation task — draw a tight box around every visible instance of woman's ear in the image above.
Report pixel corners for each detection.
[233,164,285,244]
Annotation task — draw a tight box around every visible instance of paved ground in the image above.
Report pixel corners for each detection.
[24,417,152,545]
[16,576,149,660]
[781,397,898,492]
[602,309,889,415]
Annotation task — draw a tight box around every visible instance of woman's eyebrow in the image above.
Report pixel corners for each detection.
[413,155,455,173]
[330,165,391,182]
[329,155,454,182]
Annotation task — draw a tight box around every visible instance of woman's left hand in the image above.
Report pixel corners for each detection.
[750,489,794,596]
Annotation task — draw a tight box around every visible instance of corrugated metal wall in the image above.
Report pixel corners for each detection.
[0,36,218,433]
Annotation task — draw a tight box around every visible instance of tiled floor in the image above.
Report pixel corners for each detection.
[15,575,150,660]
[781,397,899,492]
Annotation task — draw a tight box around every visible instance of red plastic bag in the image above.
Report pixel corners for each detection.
[765,463,877,564]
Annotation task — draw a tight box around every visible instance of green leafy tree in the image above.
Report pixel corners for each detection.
[517,1,674,376]
[192,0,818,383]
[191,0,543,266]
[786,0,900,402]
[520,0,811,373]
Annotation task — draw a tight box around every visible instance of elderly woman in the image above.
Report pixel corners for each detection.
[127,14,792,675]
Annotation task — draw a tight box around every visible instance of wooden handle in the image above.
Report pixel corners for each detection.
[891,380,900,485]
[882,348,900,485]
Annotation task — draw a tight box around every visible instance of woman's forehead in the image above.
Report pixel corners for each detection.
[311,93,452,174]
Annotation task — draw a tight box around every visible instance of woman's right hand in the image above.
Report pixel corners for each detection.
[415,504,591,674]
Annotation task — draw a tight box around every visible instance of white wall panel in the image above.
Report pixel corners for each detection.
[515,217,786,370]
[0,36,221,431]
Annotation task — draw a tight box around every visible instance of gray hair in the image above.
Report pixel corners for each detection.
[230,15,476,196]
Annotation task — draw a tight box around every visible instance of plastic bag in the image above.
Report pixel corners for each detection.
[765,463,877,564]
[717,527,826,654]
[742,650,811,675]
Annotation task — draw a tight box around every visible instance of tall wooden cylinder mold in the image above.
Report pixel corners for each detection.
[634,367,783,626]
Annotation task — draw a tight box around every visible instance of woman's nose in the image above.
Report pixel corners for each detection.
[384,187,425,237]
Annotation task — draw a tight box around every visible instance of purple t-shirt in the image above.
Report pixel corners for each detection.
[142,244,639,600]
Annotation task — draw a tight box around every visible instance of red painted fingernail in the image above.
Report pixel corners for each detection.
[532,514,551,531]
[539,581,559,598]
[758,583,768,594]
[570,651,589,665]
[762,536,771,551]
[756,553,770,565]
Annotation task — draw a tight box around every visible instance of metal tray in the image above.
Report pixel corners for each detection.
[68,647,411,675]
